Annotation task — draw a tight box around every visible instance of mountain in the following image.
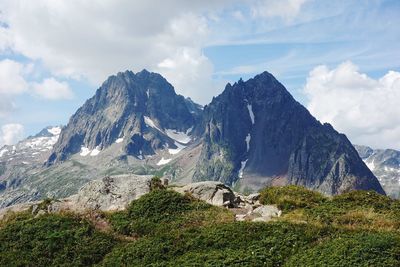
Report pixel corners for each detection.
[193,72,384,195]
[47,69,201,165]
[0,126,61,203]
[0,70,386,208]
[355,145,400,198]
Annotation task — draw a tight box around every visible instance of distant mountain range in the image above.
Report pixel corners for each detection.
[0,70,387,207]
[355,145,400,198]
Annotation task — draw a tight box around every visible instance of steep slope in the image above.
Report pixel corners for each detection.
[355,145,400,198]
[47,70,201,164]
[193,72,384,195]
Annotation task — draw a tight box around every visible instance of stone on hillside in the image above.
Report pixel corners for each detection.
[70,174,153,211]
[173,181,236,207]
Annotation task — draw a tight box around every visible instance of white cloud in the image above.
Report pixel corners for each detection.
[0,123,24,147]
[0,98,16,118]
[305,61,400,149]
[32,78,73,100]
[251,0,308,21]
[0,0,229,104]
[0,59,73,104]
[0,59,28,95]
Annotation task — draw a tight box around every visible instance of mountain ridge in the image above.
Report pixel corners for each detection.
[0,69,387,208]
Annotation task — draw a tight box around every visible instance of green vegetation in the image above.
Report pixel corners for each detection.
[0,186,399,266]
[101,222,326,266]
[285,232,400,267]
[108,189,233,237]
[0,213,116,266]
[260,185,327,211]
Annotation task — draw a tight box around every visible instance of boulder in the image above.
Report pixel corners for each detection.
[69,174,153,211]
[251,205,281,222]
[173,181,236,207]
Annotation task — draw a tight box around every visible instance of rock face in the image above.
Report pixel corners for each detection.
[173,181,236,207]
[47,70,201,164]
[193,72,385,195]
[355,145,400,198]
[70,174,154,211]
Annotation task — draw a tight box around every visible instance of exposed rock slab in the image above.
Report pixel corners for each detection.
[173,181,236,207]
[69,174,153,211]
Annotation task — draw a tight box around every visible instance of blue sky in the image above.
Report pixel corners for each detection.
[0,0,399,149]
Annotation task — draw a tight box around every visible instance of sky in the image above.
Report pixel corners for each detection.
[0,0,399,149]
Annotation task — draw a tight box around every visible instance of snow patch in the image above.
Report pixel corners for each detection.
[115,138,124,144]
[146,89,150,98]
[364,160,375,171]
[247,104,255,125]
[168,141,186,155]
[0,149,8,157]
[245,134,251,152]
[80,147,91,157]
[186,126,193,135]
[238,159,248,178]
[137,150,144,160]
[165,129,191,144]
[90,147,101,156]
[157,157,172,166]
[47,126,61,136]
[144,116,162,132]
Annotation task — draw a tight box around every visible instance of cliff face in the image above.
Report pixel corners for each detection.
[193,72,384,195]
[47,70,201,164]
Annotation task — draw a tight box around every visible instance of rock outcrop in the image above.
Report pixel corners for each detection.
[173,181,236,207]
[69,174,154,211]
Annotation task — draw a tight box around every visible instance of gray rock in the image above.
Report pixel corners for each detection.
[69,174,153,211]
[173,181,236,207]
[252,205,281,218]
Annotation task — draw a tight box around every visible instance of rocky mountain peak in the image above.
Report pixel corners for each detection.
[47,70,201,165]
[194,72,384,195]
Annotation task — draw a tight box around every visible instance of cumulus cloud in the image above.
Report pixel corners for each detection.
[0,59,73,100]
[0,59,29,95]
[305,61,400,149]
[32,78,73,100]
[0,0,229,104]
[0,123,24,147]
[251,0,308,21]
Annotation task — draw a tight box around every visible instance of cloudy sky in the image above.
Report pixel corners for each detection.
[0,0,399,149]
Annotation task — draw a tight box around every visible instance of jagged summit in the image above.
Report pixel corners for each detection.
[0,69,380,206]
[47,69,201,165]
[194,72,385,195]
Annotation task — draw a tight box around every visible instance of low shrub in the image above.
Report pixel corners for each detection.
[259,185,327,211]
[284,232,400,267]
[0,213,117,266]
[100,221,327,266]
[108,189,233,237]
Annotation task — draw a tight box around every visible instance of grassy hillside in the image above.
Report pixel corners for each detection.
[0,185,399,266]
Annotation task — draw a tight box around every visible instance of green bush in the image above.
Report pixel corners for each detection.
[100,221,327,266]
[149,176,164,191]
[108,189,230,237]
[0,213,117,266]
[284,232,400,267]
[331,190,396,211]
[259,185,327,211]
[304,190,400,229]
